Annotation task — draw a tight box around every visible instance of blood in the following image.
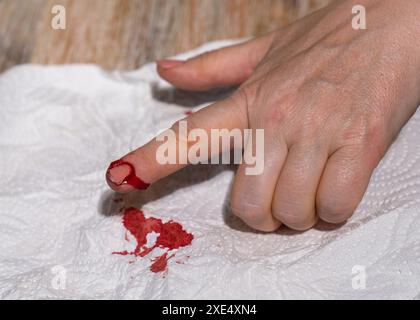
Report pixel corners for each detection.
[113,207,193,273]
[184,111,193,116]
[150,253,175,273]
[107,159,150,190]
[156,220,194,250]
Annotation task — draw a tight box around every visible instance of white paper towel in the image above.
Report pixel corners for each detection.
[1,40,420,299]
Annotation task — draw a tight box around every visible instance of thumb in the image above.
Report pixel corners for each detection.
[157,32,274,91]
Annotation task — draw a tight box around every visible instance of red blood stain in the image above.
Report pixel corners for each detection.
[184,111,194,116]
[107,159,150,190]
[113,207,193,273]
[150,253,175,273]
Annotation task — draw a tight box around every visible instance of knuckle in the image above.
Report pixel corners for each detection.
[293,117,326,143]
[342,112,387,147]
[264,94,298,125]
[230,198,267,223]
[317,199,355,224]
[169,121,187,146]
[170,117,201,147]
[340,119,387,171]
[272,206,315,231]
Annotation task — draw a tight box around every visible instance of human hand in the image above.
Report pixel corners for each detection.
[106,0,420,232]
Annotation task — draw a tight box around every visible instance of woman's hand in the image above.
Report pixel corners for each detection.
[106,0,420,232]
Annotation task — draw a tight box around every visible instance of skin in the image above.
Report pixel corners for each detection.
[107,0,420,232]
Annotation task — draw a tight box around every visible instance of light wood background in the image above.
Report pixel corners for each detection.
[0,0,332,73]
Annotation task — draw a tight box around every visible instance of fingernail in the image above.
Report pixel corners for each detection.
[106,159,150,190]
[157,59,185,69]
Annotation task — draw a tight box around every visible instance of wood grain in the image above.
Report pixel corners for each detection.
[0,0,332,73]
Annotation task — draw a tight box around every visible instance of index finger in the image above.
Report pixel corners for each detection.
[106,94,247,193]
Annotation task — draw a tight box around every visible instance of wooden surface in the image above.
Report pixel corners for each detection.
[0,0,331,73]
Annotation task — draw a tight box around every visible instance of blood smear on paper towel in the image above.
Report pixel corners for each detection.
[113,207,193,273]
